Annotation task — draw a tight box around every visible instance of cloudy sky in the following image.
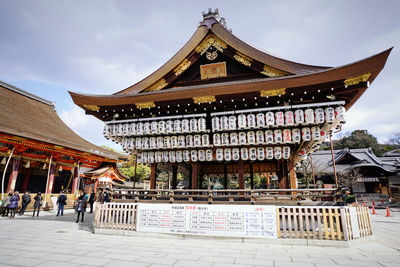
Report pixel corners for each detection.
[0,0,399,151]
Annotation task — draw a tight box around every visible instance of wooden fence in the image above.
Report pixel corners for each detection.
[94,203,372,241]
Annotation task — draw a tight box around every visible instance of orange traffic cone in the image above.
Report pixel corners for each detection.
[386,206,391,217]
[372,205,376,215]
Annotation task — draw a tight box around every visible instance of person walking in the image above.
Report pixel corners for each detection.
[1,192,12,217]
[56,193,67,216]
[33,192,42,217]
[96,188,105,204]
[88,191,95,213]
[19,192,31,216]
[75,191,87,223]
[8,191,20,218]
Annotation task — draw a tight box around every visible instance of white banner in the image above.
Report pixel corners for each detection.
[136,203,277,239]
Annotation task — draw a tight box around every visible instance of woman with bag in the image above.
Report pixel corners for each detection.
[33,192,42,217]
[1,192,12,217]
[8,191,20,218]
[75,191,87,223]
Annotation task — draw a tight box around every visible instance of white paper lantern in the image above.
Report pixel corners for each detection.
[158,121,166,134]
[202,134,210,146]
[176,150,183,162]
[186,135,194,147]
[103,124,110,138]
[240,147,249,160]
[155,151,162,163]
[164,136,171,148]
[174,120,181,133]
[118,124,125,136]
[128,138,135,150]
[228,115,237,130]
[249,147,257,161]
[190,118,198,132]
[121,138,128,150]
[221,116,229,130]
[314,108,325,124]
[221,133,229,146]
[191,150,198,162]
[230,132,238,145]
[301,127,311,141]
[247,131,255,144]
[123,124,129,136]
[216,148,224,161]
[111,124,117,137]
[285,110,294,126]
[304,109,314,124]
[198,118,206,132]
[238,132,247,145]
[183,150,190,162]
[136,153,143,164]
[311,126,321,140]
[232,148,240,161]
[325,107,335,123]
[266,147,274,160]
[256,113,265,128]
[283,129,292,143]
[129,123,136,136]
[292,128,301,143]
[171,136,178,148]
[224,148,231,161]
[274,147,282,160]
[256,130,264,144]
[144,137,151,150]
[166,120,174,134]
[182,119,190,133]
[294,110,305,125]
[257,147,265,161]
[335,106,346,123]
[213,133,221,146]
[151,121,158,134]
[136,122,144,135]
[282,146,291,159]
[142,152,148,164]
[265,112,275,127]
[178,135,186,148]
[150,137,156,149]
[265,130,274,144]
[157,136,164,149]
[148,152,155,163]
[212,117,220,131]
[247,114,256,128]
[238,114,247,129]
[198,150,206,161]
[162,151,169,162]
[275,111,285,126]
[193,135,201,147]
[135,137,142,150]
[169,151,176,163]
[206,149,213,161]
[143,122,151,135]
[274,129,283,144]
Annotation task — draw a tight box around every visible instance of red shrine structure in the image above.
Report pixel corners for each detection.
[70,9,391,192]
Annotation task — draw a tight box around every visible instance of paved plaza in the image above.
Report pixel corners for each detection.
[0,208,399,267]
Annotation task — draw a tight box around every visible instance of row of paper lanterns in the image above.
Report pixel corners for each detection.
[119,126,325,151]
[136,146,291,164]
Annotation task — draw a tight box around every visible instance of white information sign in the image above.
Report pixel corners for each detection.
[136,204,277,239]
[349,207,360,238]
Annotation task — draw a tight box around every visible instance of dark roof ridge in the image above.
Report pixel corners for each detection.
[0,80,54,107]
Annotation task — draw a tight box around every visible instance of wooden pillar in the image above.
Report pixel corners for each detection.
[250,163,254,189]
[171,164,178,189]
[238,159,245,190]
[223,164,228,189]
[6,158,21,193]
[94,180,99,192]
[150,163,157,190]
[278,160,286,189]
[191,162,198,190]
[46,164,56,194]
[288,160,297,190]
[71,167,79,194]
[21,167,32,192]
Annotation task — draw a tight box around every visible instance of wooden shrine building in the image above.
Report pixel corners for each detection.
[0,80,122,198]
[70,9,391,191]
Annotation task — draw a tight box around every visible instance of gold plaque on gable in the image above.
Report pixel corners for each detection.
[200,62,227,80]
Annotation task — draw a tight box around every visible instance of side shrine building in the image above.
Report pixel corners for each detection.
[70,10,391,191]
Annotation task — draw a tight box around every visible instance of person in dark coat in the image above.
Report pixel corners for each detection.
[9,191,20,218]
[33,192,42,217]
[96,188,105,204]
[75,191,87,223]
[56,194,67,216]
[1,192,12,217]
[88,191,95,213]
[19,192,31,216]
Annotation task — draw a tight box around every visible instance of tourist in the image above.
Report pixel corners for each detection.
[1,192,12,217]
[56,193,67,216]
[104,188,111,203]
[8,191,20,218]
[50,195,58,213]
[75,191,87,223]
[19,192,31,215]
[88,191,95,213]
[33,192,42,217]
[97,188,105,204]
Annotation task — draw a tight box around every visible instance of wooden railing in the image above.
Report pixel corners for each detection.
[111,188,339,205]
[94,203,372,241]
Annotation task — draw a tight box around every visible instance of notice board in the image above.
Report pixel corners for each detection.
[136,203,277,238]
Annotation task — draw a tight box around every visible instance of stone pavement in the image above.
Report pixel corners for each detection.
[0,208,399,267]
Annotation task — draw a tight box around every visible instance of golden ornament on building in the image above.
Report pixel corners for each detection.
[260,88,286,97]
[193,96,216,104]
[196,34,227,55]
[344,73,371,86]
[261,65,285,77]
[146,79,167,92]
[83,104,100,112]
[174,59,191,76]
[233,53,252,67]
[135,102,156,109]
